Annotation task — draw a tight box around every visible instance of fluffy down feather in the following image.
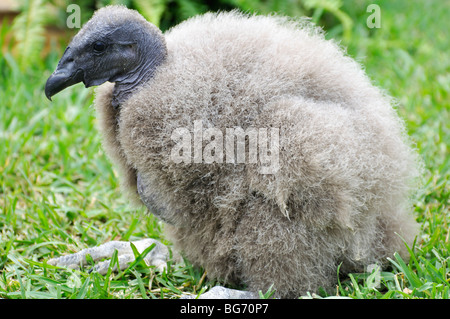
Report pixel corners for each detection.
[94,9,420,297]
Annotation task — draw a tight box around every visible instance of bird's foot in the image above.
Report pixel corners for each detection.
[47,238,175,274]
[49,240,259,299]
[181,286,259,299]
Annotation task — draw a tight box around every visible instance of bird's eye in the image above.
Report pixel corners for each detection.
[93,41,106,52]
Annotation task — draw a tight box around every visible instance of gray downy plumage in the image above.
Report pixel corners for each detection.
[45,5,422,298]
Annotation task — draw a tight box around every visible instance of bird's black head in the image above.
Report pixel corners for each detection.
[45,5,166,101]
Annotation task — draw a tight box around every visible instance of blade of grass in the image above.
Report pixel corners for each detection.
[388,252,422,289]
[115,242,156,279]
[14,267,26,299]
[76,275,91,299]
[131,269,149,299]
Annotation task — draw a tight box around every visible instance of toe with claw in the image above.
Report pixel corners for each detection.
[48,238,176,275]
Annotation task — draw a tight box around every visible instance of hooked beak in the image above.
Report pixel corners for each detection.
[45,55,84,101]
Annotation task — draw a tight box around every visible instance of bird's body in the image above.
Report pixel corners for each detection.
[46,6,420,298]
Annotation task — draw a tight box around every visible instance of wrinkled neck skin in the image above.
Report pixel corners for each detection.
[111,34,167,109]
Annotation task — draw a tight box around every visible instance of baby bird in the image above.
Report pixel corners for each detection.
[45,5,420,298]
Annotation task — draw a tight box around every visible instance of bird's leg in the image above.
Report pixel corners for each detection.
[47,238,176,274]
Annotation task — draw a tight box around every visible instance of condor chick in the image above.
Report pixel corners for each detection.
[45,5,421,298]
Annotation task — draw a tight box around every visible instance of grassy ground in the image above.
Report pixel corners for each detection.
[0,0,448,299]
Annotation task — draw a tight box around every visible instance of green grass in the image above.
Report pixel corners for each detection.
[0,0,448,299]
